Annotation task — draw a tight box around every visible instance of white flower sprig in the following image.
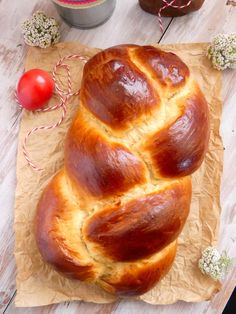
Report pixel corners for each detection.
[198,246,232,281]
[207,33,236,70]
[21,11,60,49]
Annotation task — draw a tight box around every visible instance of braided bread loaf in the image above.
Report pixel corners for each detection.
[35,45,210,296]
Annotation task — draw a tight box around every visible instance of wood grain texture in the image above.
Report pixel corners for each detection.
[0,0,170,313]
[1,0,236,313]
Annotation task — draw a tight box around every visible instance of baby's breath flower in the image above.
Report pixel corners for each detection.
[198,246,232,281]
[207,34,236,70]
[21,11,60,48]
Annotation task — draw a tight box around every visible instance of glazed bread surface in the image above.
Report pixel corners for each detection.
[35,45,210,296]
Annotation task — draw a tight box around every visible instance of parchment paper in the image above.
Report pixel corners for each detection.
[14,42,223,307]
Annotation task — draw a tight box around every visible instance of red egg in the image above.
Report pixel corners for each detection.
[17,69,54,110]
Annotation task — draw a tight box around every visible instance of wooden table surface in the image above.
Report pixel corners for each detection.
[0,0,236,313]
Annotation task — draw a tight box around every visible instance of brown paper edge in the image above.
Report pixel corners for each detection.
[14,41,223,307]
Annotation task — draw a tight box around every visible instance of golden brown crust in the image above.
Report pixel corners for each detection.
[98,241,177,297]
[80,45,160,130]
[35,44,210,296]
[84,178,191,261]
[65,113,147,198]
[134,45,190,89]
[35,171,97,281]
[147,87,210,177]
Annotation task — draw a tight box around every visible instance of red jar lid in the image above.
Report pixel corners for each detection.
[53,0,105,8]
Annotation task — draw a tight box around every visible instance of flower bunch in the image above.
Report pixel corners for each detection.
[198,246,232,281]
[207,33,236,70]
[21,11,60,48]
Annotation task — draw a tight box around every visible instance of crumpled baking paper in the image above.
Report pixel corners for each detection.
[14,42,223,307]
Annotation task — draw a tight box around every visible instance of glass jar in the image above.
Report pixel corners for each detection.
[52,0,116,29]
[139,0,205,17]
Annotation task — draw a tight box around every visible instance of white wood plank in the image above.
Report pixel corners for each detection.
[5,299,210,314]
[3,0,236,313]
[61,0,172,48]
[0,0,171,313]
[0,0,65,312]
[160,0,236,313]
[2,0,236,313]
[0,130,19,313]
[161,0,236,44]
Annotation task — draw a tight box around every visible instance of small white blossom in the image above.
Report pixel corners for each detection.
[198,246,231,281]
[21,11,60,48]
[207,33,236,71]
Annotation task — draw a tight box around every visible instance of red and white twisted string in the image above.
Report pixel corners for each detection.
[158,0,192,32]
[17,54,88,172]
